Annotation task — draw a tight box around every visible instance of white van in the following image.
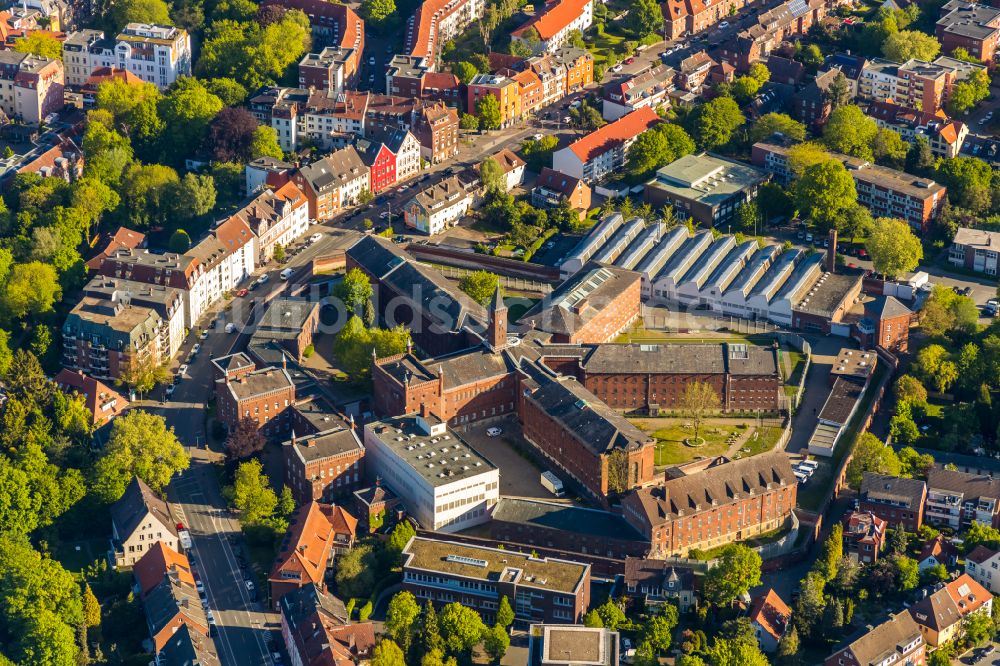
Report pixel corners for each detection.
[280,268,294,280]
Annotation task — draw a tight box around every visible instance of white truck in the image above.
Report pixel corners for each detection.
[540,471,564,497]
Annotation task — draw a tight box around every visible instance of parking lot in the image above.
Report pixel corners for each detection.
[962,643,999,664]
[458,417,566,501]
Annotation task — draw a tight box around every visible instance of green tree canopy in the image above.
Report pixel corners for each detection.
[703,544,762,606]
[823,105,879,160]
[882,30,941,62]
[92,410,189,502]
[476,94,502,130]
[12,33,62,60]
[687,96,745,150]
[439,603,487,654]
[749,113,806,144]
[361,0,396,23]
[335,268,374,315]
[196,12,312,91]
[385,591,421,651]
[458,271,499,307]
[626,123,696,177]
[845,433,901,489]
[111,0,172,30]
[230,458,278,523]
[865,217,923,279]
[628,0,663,37]
[793,159,857,228]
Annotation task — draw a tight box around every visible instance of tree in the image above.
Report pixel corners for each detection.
[111,0,172,30]
[480,157,506,195]
[678,380,721,443]
[890,413,920,446]
[688,97,744,150]
[865,217,923,279]
[476,95,502,130]
[13,33,62,60]
[643,605,679,653]
[794,571,826,637]
[496,596,514,629]
[421,649,457,666]
[1,262,60,321]
[786,141,829,178]
[736,200,760,235]
[273,243,286,263]
[895,375,928,406]
[895,555,919,590]
[627,124,695,177]
[899,447,934,478]
[823,105,879,160]
[816,524,843,581]
[936,155,993,213]
[583,610,604,627]
[388,520,416,554]
[82,584,101,628]
[158,77,223,164]
[439,603,487,654]
[335,268,374,315]
[196,12,312,91]
[225,417,266,461]
[920,286,977,337]
[703,544,762,606]
[595,598,626,630]
[750,113,806,143]
[628,0,663,37]
[459,113,479,131]
[846,433,901,489]
[169,228,192,252]
[206,107,267,163]
[458,271,499,307]
[793,159,857,228]
[964,612,994,648]
[205,77,248,105]
[121,163,180,228]
[452,61,479,84]
[372,639,406,666]
[483,624,510,663]
[873,128,908,168]
[93,411,189,502]
[359,600,373,621]
[882,31,941,62]
[230,458,278,523]
[948,70,991,114]
[731,75,764,103]
[249,127,283,161]
[362,0,395,22]
[776,625,800,665]
[336,544,376,599]
[419,600,444,656]
[825,72,851,109]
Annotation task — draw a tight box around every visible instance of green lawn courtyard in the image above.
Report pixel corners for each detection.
[631,418,781,466]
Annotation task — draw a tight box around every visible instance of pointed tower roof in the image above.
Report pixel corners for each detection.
[489,284,505,312]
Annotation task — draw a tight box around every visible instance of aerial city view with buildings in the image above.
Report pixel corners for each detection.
[5,0,1000,661]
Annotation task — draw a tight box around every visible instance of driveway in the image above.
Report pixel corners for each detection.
[784,335,855,454]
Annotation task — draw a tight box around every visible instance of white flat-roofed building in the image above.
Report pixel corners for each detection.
[114,23,191,89]
[363,412,499,532]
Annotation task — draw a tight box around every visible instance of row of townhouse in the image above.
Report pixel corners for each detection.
[248,87,460,165]
[62,23,191,89]
[510,0,593,54]
[63,180,321,381]
[465,46,594,126]
[717,0,827,71]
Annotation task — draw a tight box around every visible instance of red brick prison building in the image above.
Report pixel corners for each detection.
[622,452,797,556]
[283,425,366,504]
[216,366,295,436]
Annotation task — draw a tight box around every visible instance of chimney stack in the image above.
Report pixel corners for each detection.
[827,228,837,273]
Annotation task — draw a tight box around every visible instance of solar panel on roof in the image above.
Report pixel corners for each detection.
[788,0,808,16]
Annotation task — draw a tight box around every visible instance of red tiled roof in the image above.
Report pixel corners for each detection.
[750,589,791,641]
[512,0,591,40]
[319,504,358,538]
[86,226,146,271]
[269,502,334,587]
[54,368,129,425]
[133,541,196,599]
[566,107,660,162]
[966,544,998,565]
[84,66,144,88]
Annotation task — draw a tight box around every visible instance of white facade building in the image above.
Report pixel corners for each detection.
[363,413,500,532]
[403,175,473,235]
[115,23,192,89]
[511,0,593,53]
[233,182,311,264]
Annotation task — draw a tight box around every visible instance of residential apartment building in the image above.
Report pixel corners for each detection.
[78,273,185,357]
[63,29,115,86]
[54,368,129,427]
[283,425,366,503]
[0,50,63,124]
[365,129,421,193]
[531,167,592,217]
[552,107,660,183]
[793,68,838,129]
[109,477,178,568]
[403,175,474,235]
[114,23,192,89]
[98,218,256,328]
[602,65,675,121]
[949,227,1000,276]
[511,0,593,53]
[677,51,715,91]
[291,146,370,221]
[412,102,459,164]
[245,156,294,196]
[62,292,166,381]
[858,56,985,113]
[363,413,499,532]
[925,468,1000,530]
[262,0,365,50]
[867,101,968,158]
[279,584,375,666]
[661,0,751,40]
[622,452,797,557]
[644,153,769,227]
[215,366,295,436]
[623,558,696,612]
[233,181,310,264]
[468,73,522,128]
[859,472,927,531]
[936,0,1000,64]
[824,612,925,666]
[965,545,1000,594]
[555,45,594,93]
[843,511,886,563]
[299,46,361,95]
[751,140,946,231]
[385,56,463,103]
[910,574,992,646]
[402,0,485,68]
[491,147,526,192]
[718,0,826,71]
[401,536,591,626]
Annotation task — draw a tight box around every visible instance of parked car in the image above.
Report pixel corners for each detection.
[165,384,175,397]
[178,364,189,376]
[256,274,270,285]
[719,20,730,27]
[280,267,294,280]
[225,322,237,333]
[486,427,503,437]
[236,288,248,297]
[192,343,202,355]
